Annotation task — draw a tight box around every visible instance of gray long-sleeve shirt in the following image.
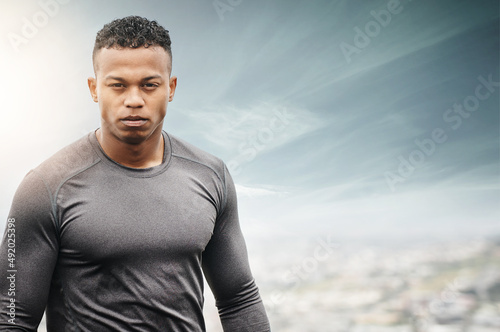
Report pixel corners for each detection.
[0,131,270,331]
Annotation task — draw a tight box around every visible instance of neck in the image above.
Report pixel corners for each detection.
[96,129,164,168]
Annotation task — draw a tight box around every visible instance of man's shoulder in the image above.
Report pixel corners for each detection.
[30,132,100,191]
[166,132,226,179]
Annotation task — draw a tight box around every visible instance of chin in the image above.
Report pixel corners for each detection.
[115,129,149,144]
[121,134,149,145]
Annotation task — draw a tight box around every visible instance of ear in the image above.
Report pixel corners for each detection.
[87,77,98,103]
[168,76,177,102]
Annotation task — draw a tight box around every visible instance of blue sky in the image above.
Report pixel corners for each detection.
[0,0,499,244]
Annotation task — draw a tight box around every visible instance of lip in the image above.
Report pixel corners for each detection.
[120,116,148,127]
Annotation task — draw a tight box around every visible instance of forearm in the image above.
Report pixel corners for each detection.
[217,279,270,332]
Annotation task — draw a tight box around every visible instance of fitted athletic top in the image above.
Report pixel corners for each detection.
[0,131,270,331]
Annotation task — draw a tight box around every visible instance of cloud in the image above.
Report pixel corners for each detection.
[181,102,325,156]
[244,180,499,242]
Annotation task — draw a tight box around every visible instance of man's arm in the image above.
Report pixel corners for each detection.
[0,171,59,331]
[202,165,270,332]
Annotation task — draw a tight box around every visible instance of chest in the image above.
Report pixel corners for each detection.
[56,171,219,262]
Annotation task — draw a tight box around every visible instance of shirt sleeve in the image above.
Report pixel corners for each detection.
[0,171,59,331]
[202,165,270,332]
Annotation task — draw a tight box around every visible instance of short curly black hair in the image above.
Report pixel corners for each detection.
[92,16,172,71]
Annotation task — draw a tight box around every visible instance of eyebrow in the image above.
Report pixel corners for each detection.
[104,75,163,82]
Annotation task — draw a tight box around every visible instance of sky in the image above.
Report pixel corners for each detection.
[0,0,499,247]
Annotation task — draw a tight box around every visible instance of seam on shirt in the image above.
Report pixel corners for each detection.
[29,163,93,331]
[50,269,82,332]
[51,158,100,332]
[171,153,226,217]
[0,326,31,332]
[64,294,82,332]
[171,153,223,184]
[52,159,102,231]
[35,171,61,242]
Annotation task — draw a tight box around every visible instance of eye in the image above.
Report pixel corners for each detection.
[143,83,160,90]
[109,83,125,88]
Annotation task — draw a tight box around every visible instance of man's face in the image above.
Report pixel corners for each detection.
[88,46,176,145]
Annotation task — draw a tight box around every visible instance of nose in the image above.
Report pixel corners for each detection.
[124,87,145,108]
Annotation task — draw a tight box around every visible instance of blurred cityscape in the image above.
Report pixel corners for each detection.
[250,236,500,332]
[37,236,500,331]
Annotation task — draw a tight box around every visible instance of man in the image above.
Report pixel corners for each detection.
[0,16,270,331]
